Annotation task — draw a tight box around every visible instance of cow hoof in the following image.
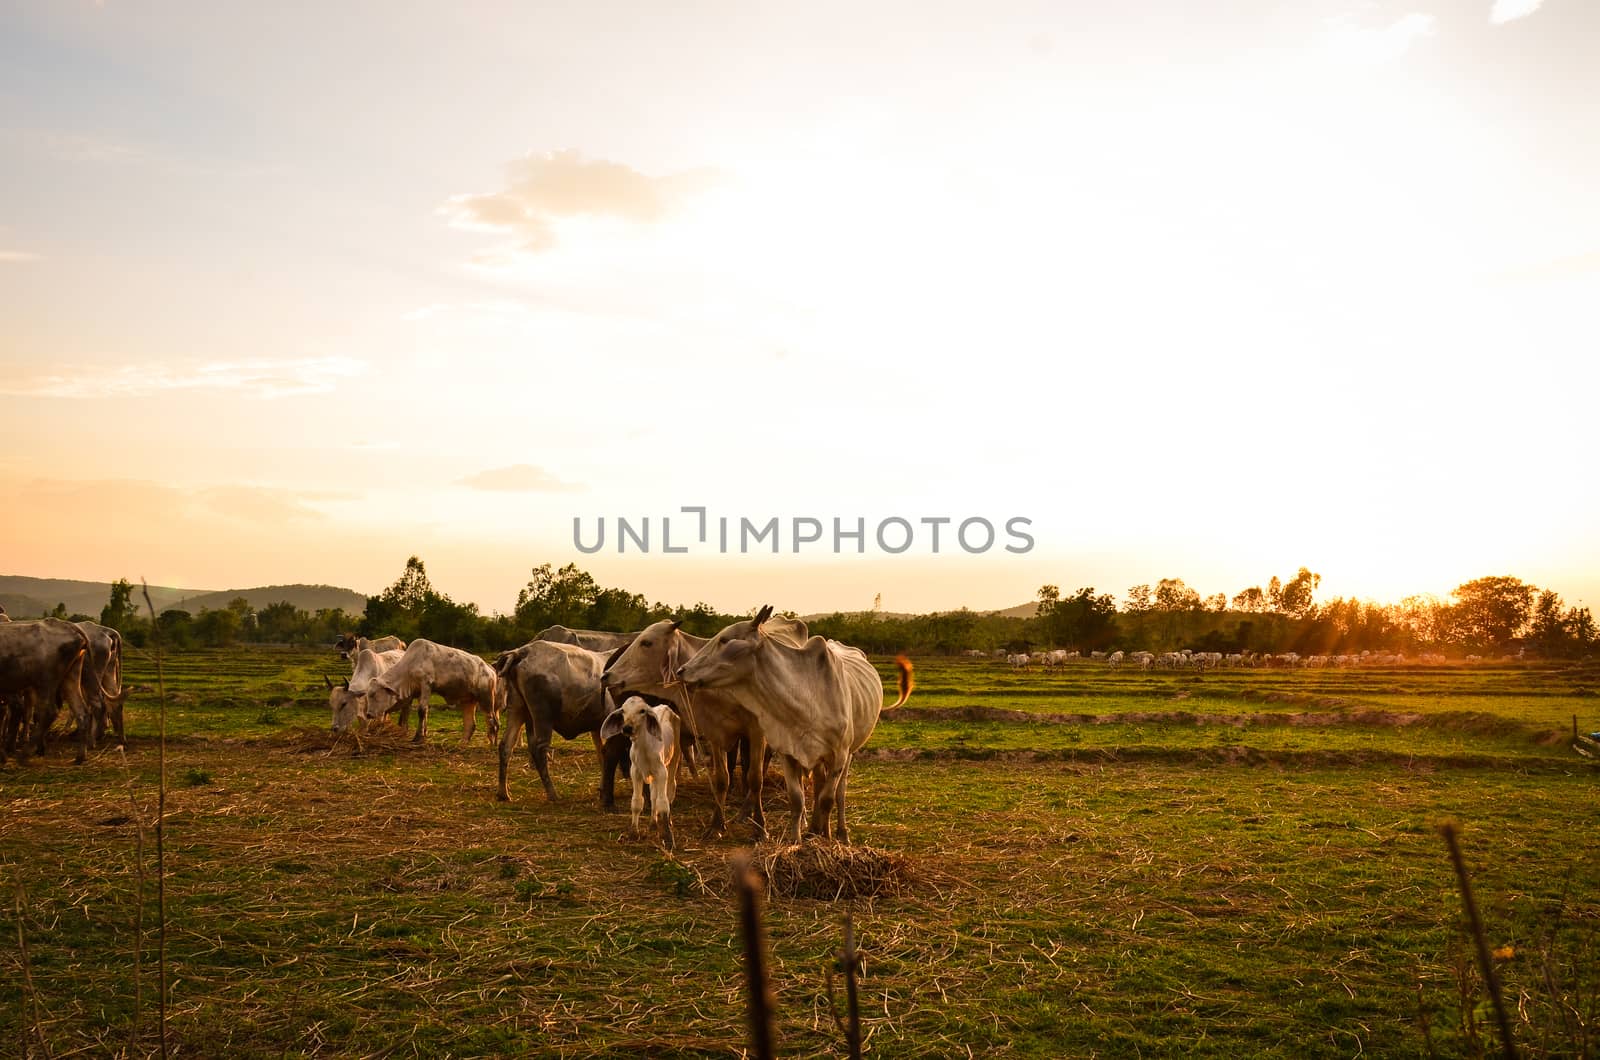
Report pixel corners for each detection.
[496,792,510,803]
[700,824,725,841]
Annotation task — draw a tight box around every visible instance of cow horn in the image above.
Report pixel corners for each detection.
[324,674,334,689]
[342,678,350,690]
[669,619,682,631]
[753,604,773,628]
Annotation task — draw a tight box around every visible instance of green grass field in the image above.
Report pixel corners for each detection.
[3,649,1597,1057]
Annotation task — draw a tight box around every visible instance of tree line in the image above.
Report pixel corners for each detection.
[61,560,1597,659]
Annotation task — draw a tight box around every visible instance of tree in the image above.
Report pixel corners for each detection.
[1124,585,1152,614]
[1153,578,1201,612]
[101,578,137,631]
[515,563,601,630]
[1266,576,1283,613]
[1232,586,1267,613]
[1277,568,1321,619]
[1449,576,1534,650]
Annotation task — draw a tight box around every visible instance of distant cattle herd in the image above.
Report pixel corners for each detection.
[982,647,1469,669]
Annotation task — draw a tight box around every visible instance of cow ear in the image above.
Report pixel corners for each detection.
[599,709,625,743]
[642,710,662,740]
[753,604,773,628]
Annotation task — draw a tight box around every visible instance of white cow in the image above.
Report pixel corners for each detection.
[677,605,913,845]
[336,632,406,662]
[362,639,499,744]
[1007,653,1030,669]
[600,695,684,850]
[328,647,405,732]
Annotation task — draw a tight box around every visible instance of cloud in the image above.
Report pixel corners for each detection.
[1490,0,1543,24]
[457,464,582,493]
[442,149,716,253]
[0,250,39,263]
[1491,250,1600,285]
[197,486,349,523]
[1324,13,1436,64]
[0,356,365,399]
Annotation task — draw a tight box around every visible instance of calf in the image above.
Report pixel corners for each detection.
[600,695,683,850]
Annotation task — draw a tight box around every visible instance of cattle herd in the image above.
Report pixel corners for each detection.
[0,607,127,766]
[987,647,1450,670]
[0,605,912,853]
[335,609,913,848]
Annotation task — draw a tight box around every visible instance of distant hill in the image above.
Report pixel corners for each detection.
[0,576,193,618]
[995,601,1040,619]
[0,575,365,619]
[170,584,367,616]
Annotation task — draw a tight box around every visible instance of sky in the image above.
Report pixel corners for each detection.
[2,0,1596,617]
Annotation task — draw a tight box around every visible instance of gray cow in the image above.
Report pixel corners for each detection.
[0,619,96,764]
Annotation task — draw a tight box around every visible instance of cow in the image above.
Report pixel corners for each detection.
[599,695,684,850]
[493,639,620,804]
[1006,653,1029,669]
[0,603,8,620]
[74,621,128,748]
[361,639,499,744]
[0,619,95,764]
[534,625,636,652]
[327,647,405,732]
[600,616,808,839]
[335,633,406,662]
[677,605,913,845]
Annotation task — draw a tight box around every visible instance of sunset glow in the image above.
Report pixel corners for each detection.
[2,1,1596,615]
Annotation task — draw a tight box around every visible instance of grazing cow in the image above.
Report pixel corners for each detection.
[335,633,406,662]
[0,619,95,764]
[1007,653,1029,669]
[494,639,619,804]
[327,647,405,732]
[601,616,808,838]
[1107,650,1125,668]
[361,640,499,744]
[677,605,913,845]
[74,621,128,748]
[534,625,635,652]
[600,695,684,850]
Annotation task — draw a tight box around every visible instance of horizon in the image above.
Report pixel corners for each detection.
[3,1,1596,615]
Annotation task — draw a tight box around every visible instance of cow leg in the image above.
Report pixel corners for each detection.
[779,755,806,845]
[461,698,477,744]
[496,702,527,802]
[529,718,558,801]
[739,732,769,840]
[412,683,430,742]
[629,762,645,838]
[701,741,729,839]
[600,734,628,812]
[834,757,852,844]
[656,760,677,851]
[807,762,837,840]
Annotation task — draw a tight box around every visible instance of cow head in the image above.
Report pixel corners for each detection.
[361,678,402,725]
[600,620,683,695]
[676,607,774,690]
[327,676,363,732]
[335,632,360,661]
[599,695,663,745]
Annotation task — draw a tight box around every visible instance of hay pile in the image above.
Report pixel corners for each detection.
[743,839,917,900]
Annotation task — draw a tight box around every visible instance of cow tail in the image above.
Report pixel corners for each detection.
[885,655,913,710]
